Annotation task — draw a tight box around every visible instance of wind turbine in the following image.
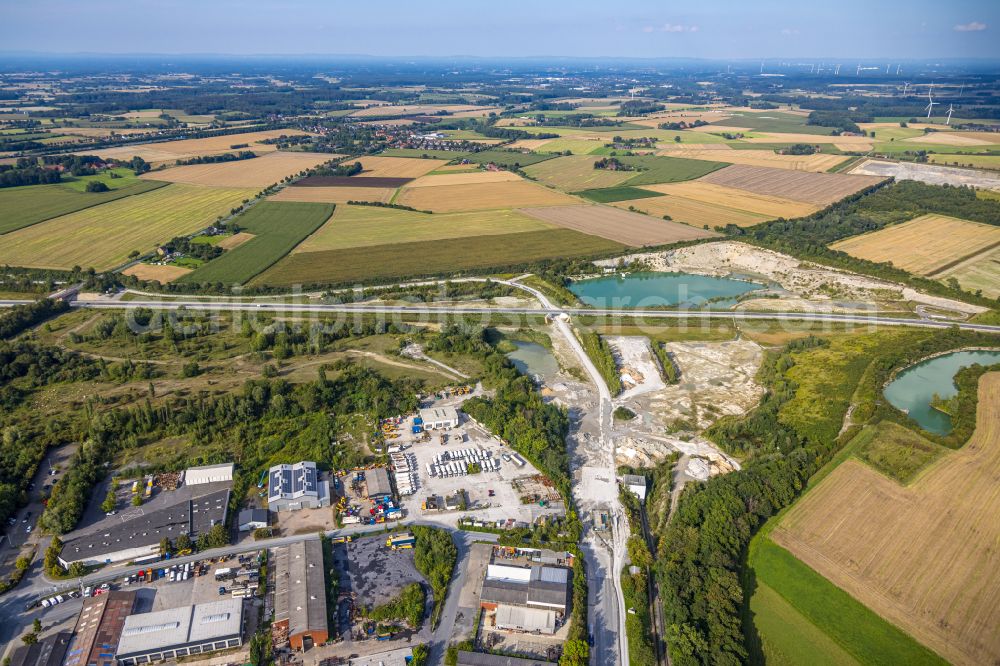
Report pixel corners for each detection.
[885,63,890,74]
[902,82,910,96]
[835,63,841,75]
[856,64,862,76]
[760,60,764,74]
[946,104,954,125]
[925,86,938,119]
[896,64,901,75]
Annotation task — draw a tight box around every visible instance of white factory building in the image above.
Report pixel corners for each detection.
[183,463,234,486]
[115,599,244,665]
[267,461,330,512]
[418,406,459,430]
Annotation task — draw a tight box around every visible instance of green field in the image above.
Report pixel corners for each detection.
[463,150,556,168]
[617,155,728,186]
[851,420,945,483]
[522,155,634,190]
[711,111,838,135]
[534,138,606,155]
[178,201,334,285]
[254,228,624,286]
[295,205,553,251]
[379,148,470,159]
[574,186,662,203]
[0,180,167,235]
[875,141,999,155]
[928,153,1000,170]
[58,167,144,192]
[749,538,946,666]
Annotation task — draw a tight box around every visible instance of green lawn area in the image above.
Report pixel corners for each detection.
[380,148,470,160]
[178,201,334,285]
[463,150,556,168]
[851,420,946,483]
[617,155,728,186]
[0,180,168,235]
[749,538,946,666]
[574,186,662,203]
[59,168,143,192]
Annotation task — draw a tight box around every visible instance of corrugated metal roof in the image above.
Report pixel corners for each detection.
[365,467,392,497]
[273,540,328,638]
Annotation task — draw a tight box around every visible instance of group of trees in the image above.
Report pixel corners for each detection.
[369,581,426,629]
[593,157,635,171]
[160,235,224,262]
[806,110,864,134]
[577,331,621,396]
[411,525,458,626]
[0,299,69,340]
[174,150,256,166]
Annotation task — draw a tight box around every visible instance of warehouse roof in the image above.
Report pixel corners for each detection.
[494,604,556,634]
[60,486,229,564]
[64,590,136,666]
[456,651,554,666]
[480,564,571,611]
[238,508,269,526]
[273,540,328,639]
[419,406,459,422]
[365,467,392,498]
[184,463,234,485]
[8,632,73,666]
[269,461,324,502]
[116,600,242,658]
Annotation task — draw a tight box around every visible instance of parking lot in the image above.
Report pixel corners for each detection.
[389,413,565,528]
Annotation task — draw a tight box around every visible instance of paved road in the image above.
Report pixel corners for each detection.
[2,298,1000,333]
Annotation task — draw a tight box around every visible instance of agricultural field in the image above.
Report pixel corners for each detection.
[80,129,313,165]
[270,185,396,204]
[830,214,1000,278]
[293,205,554,252]
[122,262,193,284]
[937,246,1000,298]
[575,186,662,203]
[773,373,1000,666]
[655,147,848,172]
[254,228,623,286]
[643,181,820,219]
[379,148,471,160]
[903,131,1000,147]
[710,110,838,135]
[216,232,255,250]
[699,164,884,205]
[928,153,1000,170]
[610,194,770,228]
[522,155,635,191]
[177,201,333,285]
[394,179,579,212]
[850,421,945,484]
[517,205,719,246]
[529,138,608,155]
[462,150,555,168]
[617,155,728,186]
[142,151,333,188]
[404,170,522,187]
[355,155,449,178]
[0,183,253,270]
[0,179,166,234]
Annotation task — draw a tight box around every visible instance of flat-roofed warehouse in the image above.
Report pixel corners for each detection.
[273,539,329,650]
[183,462,234,486]
[268,461,330,511]
[365,467,392,500]
[480,564,571,616]
[456,651,554,666]
[115,599,244,666]
[7,632,73,666]
[58,485,230,568]
[419,406,459,430]
[64,590,137,666]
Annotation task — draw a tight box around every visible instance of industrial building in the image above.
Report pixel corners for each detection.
[7,632,73,666]
[479,563,572,633]
[456,652,554,666]
[272,540,329,650]
[267,461,330,511]
[183,463,234,486]
[418,406,459,430]
[64,590,137,666]
[237,508,269,532]
[115,599,244,666]
[365,467,392,501]
[622,474,647,501]
[58,485,230,568]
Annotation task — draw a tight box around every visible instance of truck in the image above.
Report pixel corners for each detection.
[231,589,251,598]
[131,480,139,494]
[342,515,361,525]
[214,567,235,581]
[385,508,402,521]
[386,533,416,550]
[511,454,526,467]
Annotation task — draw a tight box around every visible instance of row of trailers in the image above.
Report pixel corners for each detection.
[427,448,502,478]
[391,452,417,496]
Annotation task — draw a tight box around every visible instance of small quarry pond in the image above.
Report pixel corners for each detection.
[884,350,1000,435]
[506,341,560,381]
[569,271,764,309]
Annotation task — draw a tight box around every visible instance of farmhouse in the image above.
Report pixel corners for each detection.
[418,406,459,430]
[267,461,331,512]
[58,485,230,568]
[115,599,244,666]
[272,540,329,650]
[183,462,234,486]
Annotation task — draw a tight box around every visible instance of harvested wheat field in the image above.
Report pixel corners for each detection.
[507,139,555,151]
[404,170,522,187]
[645,181,820,218]
[657,148,847,172]
[523,155,634,191]
[82,129,313,165]
[937,246,1000,298]
[773,373,1000,666]
[395,180,579,213]
[830,214,1000,276]
[270,185,396,204]
[699,164,884,205]
[355,155,448,178]
[141,151,332,188]
[122,263,192,283]
[294,205,553,252]
[905,132,1000,147]
[610,195,769,228]
[518,204,718,246]
[216,232,256,250]
[744,132,874,146]
[656,143,733,152]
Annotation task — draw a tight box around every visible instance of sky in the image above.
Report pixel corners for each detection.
[1,0,997,60]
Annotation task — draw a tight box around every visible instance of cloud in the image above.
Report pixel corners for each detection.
[954,21,987,32]
[651,23,698,33]
[642,25,655,33]
[780,28,800,36]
